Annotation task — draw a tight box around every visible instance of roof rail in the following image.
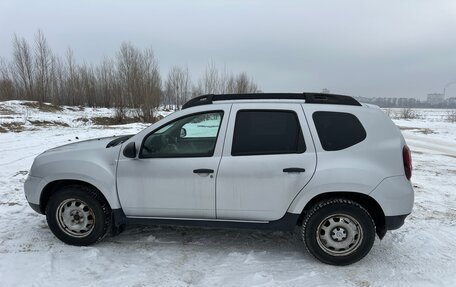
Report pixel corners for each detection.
[181,92,361,109]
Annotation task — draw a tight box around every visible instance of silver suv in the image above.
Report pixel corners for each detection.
[24,93,414,265]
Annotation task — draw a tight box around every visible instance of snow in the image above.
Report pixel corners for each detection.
[1,102,455,286]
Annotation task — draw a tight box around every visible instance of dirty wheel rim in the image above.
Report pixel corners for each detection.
[56,198,95,237]
[316,214,363,256]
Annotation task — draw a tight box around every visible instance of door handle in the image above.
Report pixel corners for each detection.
[283,167,306,173]
[193,169,214,174]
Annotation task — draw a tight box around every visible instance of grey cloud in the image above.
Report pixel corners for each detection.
[1,0,456,98]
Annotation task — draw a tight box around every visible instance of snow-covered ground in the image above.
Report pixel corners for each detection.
[0,102,455,287]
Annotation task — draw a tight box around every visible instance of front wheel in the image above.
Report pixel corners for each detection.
[45,185,111,246]
[302,198,375,265]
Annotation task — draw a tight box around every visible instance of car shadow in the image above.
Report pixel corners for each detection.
[105,224,309,256]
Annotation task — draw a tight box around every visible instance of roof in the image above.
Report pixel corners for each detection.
[182,93,362,109]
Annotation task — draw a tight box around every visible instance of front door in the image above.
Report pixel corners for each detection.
[117,109,228,218]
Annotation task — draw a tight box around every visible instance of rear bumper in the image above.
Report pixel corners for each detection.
[377,213,409,239]
[370,176,413,239]
[385,214,409,230]
[370,175,414,216]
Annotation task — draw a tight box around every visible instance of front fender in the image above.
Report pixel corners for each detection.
[41,170,121,209]
[29,144,122,210]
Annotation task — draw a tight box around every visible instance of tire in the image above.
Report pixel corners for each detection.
[302,198,375,266]
[45,185,111,246]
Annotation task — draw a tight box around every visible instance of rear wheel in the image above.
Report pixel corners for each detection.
[45,185,111,246]
[302,198,375,265]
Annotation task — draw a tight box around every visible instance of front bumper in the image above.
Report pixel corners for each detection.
[28,202,42,213]
[24,175,46,214]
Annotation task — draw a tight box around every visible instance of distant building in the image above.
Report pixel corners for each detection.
[427,93,445,104]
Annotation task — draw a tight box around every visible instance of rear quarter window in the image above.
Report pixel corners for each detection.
[312,111,366,151]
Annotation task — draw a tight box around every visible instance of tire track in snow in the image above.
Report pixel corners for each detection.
[0,154,37,167]
[403,132,456,157]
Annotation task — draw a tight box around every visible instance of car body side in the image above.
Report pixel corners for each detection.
[288,103,414,217]
[24,101,414,234]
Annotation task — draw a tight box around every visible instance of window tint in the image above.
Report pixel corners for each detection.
[312,111,366,151]
[232,110,305,156]
[141,111,223,158]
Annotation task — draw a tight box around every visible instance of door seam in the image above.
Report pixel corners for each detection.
[214,104,233,219]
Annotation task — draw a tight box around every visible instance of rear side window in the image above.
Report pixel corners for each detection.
[232,110,306,156]
[313,111,366,151]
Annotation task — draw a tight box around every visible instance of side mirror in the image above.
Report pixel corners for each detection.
[180,127,187,138]
[123,142,136,158]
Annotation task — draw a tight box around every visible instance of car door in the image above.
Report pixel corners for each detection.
[117,105,230,218]
[216,103,317,221]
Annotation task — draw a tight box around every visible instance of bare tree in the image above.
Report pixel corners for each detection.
[34,30,53,105]
[64,48,79,106]
[398,108,418,119]
[199,61,220,94]
[195,62,260,96]
[164,65,191,109]
[140,48,162,122]
[0,58,15,100]
[79,63,97,107]
[50,56,65,105]
[117,42,137,110]
[3,31,263,115]
[117,43,161,122]
[191,82,204,99]
[0,79,14,101]
[11,35,34,100]
[232,72,258,93]
[96,58,116,108]
[223,72,259,94]
[180,65,191,106]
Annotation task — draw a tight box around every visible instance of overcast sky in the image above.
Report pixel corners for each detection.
[1,0,456,99]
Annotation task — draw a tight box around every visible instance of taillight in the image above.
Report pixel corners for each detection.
[403,145,412,180]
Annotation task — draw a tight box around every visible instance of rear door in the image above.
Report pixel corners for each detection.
[216,103,317,221]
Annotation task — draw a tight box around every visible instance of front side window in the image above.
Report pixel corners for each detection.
[232,110,306,156]
[140,111,223,158]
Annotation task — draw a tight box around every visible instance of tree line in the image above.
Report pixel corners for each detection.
[0,31,260,122]
[355,96,456,109]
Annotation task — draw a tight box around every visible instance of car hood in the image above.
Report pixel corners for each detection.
[29,135,133,179]
[44,135,132,153]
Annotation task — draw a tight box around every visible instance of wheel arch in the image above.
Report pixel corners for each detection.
[39,180,111,214]
[297,191,386,239]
